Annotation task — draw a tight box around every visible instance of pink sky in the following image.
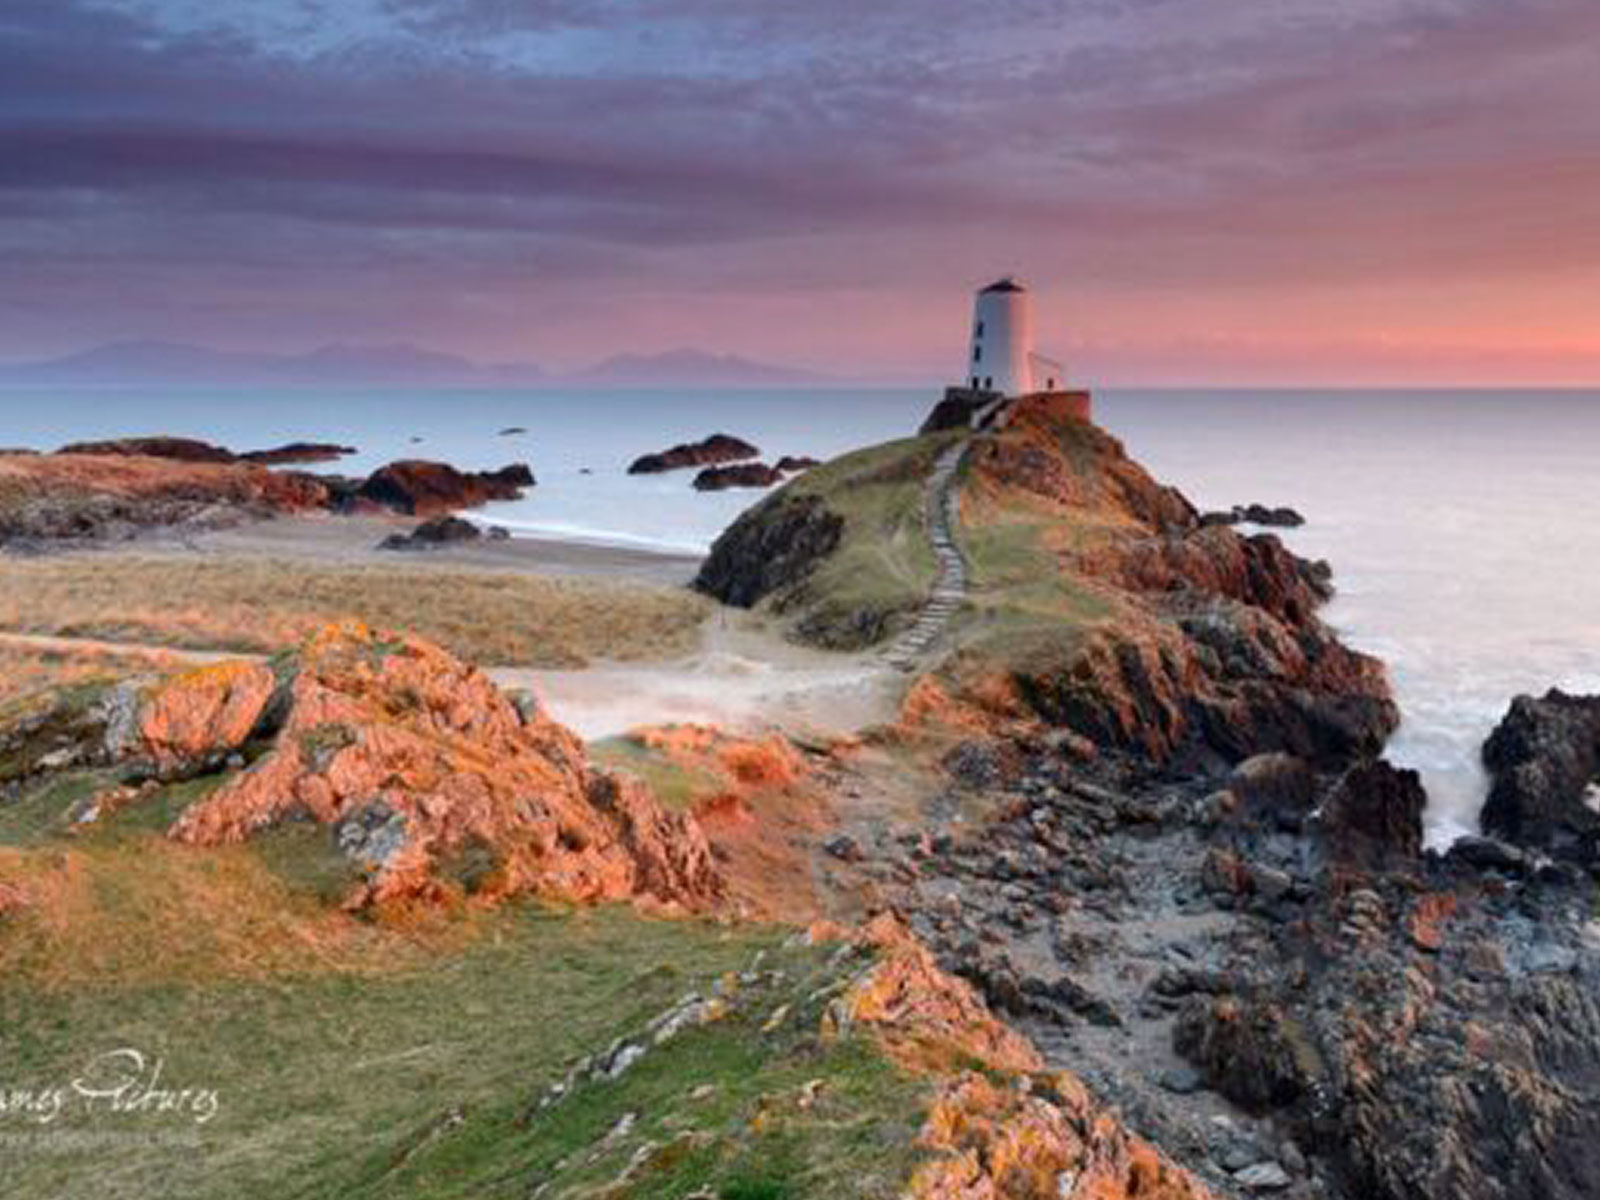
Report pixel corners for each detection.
[2,0,1598,385]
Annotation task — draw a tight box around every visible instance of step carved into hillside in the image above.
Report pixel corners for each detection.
[883,438,971,672]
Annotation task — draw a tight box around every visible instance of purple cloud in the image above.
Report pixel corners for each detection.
[0,0,1596,380]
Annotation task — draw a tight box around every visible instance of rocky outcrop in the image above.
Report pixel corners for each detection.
[910,1071,1218,1200]
[1106,525,1330,626]
[56,436,237,463]
[952,399,1396,768]
[1481,689,1600,865]
[863,708,1600,1200]
[965,399,1195,533]
[377,515,507,551]
[1318,759,1426,864]
[55,436,357,466]
[694,492,844,608]
[692,462,783,491]
[1200,504,1306,529]
[627,434,759,474]
[0,447,540,549]
[0,451,332,546]
[824,917,1218,1200]
[238,442,356,465]
[1007,600,1396,769]
[353,460,534,516]
[776,455,820,472]
[0,624,725,912]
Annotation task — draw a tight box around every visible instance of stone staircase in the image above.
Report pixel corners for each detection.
[884,438,972,672]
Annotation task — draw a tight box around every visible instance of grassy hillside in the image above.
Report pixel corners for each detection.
[941,415,1139,676]
[698,433,955,649]
[0,764,928,1199]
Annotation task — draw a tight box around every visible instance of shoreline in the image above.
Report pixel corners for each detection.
[115,511,706,585]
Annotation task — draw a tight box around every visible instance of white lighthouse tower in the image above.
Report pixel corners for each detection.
[965,277,1065,398]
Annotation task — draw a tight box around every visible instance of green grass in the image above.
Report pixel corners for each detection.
[589,737,723,812]
[770,434,956,649]
[0,770,111,845]
[943,487,1120,677]
[0,905,930,1200]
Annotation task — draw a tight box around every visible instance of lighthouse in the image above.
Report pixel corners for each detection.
[924,276,1088,434]
[964,277,1065,398]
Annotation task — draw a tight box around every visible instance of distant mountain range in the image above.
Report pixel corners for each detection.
[576,349,825,387]
[0,341,830,389]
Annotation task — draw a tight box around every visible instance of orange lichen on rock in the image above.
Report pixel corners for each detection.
[910,1072,1217,1200]
[1408,891,1460,953]
[136,660,278,771]
[829,914,1041,1075]
[825,916,1217,1200]
[164,622,724,912]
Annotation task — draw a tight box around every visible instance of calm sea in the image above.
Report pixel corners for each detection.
[2,385,1597,844]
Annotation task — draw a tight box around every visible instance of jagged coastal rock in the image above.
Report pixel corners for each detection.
[1199,504,1307,529]
[7,391,1599,1199]
[0,449,332,546]
[354,460,534,516]
[1,622,724,911]
[57,435,356,466]
[694,492,845,608]
[1481,689,1600,865]
[692,395,1600,1199]
[692,461,784,491]
[627,433,759,474]
[0,449,534,547]
[238,441,358,465]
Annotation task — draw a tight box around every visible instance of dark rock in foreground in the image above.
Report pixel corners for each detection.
[627,434,759,474]
[694,493,843,607]
[377,515,485,551]
[1319,759,1426,863]
[355,460,534,516]
[776,455,821,473]
[1481,689,1600,865]
[692,462,783,491]
[1201,504,1307,529]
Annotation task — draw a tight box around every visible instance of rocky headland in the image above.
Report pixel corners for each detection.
[692,392,1600,1199]
[0,444,535,549]
[58,434,358,466]
[2,396,1596,1199]
[628,433,760,474]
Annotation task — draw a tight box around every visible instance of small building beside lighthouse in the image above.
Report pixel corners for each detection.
[923,276,1090,434]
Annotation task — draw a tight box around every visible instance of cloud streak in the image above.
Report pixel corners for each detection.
[1,0,1596,380]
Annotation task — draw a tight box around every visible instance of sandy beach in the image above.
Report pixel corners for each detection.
[130,511,705,584]
[0,510,904,740]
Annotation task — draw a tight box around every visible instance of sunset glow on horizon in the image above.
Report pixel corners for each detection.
[3,0,1598,384]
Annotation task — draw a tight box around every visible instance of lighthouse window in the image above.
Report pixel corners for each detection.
[975,321,985,338]
[972,344,983,363]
